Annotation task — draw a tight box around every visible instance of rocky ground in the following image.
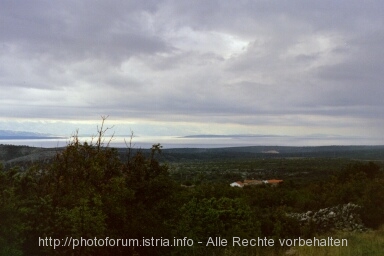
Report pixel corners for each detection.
[287,203,367,232]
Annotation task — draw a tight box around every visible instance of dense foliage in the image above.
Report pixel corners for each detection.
[0,130,383,255]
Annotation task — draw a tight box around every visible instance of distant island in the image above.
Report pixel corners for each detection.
[0,130,64,140]
[181,134,287,138]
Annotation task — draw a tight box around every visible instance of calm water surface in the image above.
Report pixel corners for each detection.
[0,135,381,148]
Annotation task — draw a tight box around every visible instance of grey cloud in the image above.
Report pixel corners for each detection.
[0,0,383,144]
[1,0,171,63]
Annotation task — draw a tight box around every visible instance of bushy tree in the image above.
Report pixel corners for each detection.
[0,165,24,256]
[176,197,259,240]
[0,118,175,255]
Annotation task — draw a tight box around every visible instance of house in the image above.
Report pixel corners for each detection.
[230,179,284,188]
[230,181,244,188]
[243,180,264,186]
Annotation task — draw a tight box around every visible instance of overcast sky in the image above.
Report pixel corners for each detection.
[1,0,383,146]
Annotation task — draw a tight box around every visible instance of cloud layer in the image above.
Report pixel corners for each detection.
[1,0,383,144]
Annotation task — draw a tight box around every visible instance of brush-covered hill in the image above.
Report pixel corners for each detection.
[1,144,384,168]
[0,145,60,167]
[158,145,384,162]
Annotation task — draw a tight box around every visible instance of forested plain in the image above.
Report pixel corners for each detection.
[1,131,384,255]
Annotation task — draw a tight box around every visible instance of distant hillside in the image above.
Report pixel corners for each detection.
[1,144,384,169]
[123,145,384,162]
[0,145,61,167]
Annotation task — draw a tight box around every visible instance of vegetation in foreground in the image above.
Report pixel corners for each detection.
[292,226,384,256]
[0,123,383,255]
[216,227,384,256]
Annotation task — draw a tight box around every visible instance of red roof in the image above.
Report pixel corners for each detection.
[267,179,283,184]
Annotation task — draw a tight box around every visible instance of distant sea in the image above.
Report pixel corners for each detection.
[0,135,382,148]
[0,136,261,148]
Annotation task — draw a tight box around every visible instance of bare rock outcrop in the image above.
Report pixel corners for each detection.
[287,203,367,232]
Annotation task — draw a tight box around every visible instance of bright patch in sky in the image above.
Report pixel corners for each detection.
[167,27,249,59]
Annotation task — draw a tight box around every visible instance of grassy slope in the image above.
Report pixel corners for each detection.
[292,226,384,256]
[217,226,384,256]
